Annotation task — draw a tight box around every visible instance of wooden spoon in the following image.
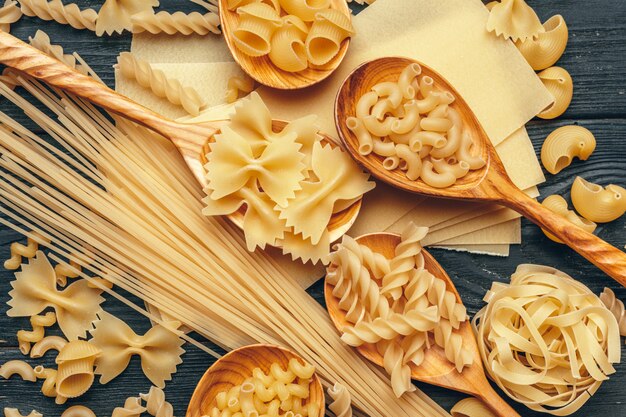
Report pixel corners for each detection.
[218,0,351,89]
[0,30,360,242]
[335,56,626,287]
[187,344,325,417]
[324,233,520,417]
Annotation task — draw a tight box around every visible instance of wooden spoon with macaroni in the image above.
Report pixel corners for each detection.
[0,31,360,242]
[324,232,521,417]
[335,57,626,288]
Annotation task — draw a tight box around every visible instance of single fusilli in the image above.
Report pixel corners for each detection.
[327,383,353,417]
[0,0,22,32]
[19,0,97,31]
[131,10,220,36]
[140,387,174,417]
[381,224,427,299]
[4,232,47,270]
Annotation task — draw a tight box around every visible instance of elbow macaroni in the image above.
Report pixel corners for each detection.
[537,66,573,119]
[571,176,626,223]
[0,360,37,382]
[540,125,596,174]
[540,194,596,243]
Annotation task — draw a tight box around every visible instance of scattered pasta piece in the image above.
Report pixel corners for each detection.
[0,0,22,32]
[90,311,185,387]
[112,397,146,417]
[16,311,57,355]
[7,251,106,340]
[537,66,573,119]
[539,194,596,243]
[131,10,220,36]
[450,398,496,417]
[19,0,97,31]
[117,52,207,116]
[55,340,101,399]
[30,335,68,359]
[3,409,42,417]
[571,176,626,223]
[140,387,175,417]
[4,232,47,270]
[473,264,621,415]
[540,125,595,174]
[327,383,353,417]
[0,360,37,381]
[485,0,543,42]
[96,0,157,36]
[60,406,96,417]
[515,15,568,71]
[224,75,255,103]
[33,366,65,404]
[600,288,626,337]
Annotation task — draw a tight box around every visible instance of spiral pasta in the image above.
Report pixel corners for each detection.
[16,311,57,355]
[540,194,596,243]
[377,340,415,397]
[224,75,255,103]
[131,10,220,36]
[33,366,65,403]
[540,125,596,175]
[327,383,353,417]
[0,360,37,382]
[0,0,21,32]
[19,0,97,31]
[112,397,146,417]
[515,15,568,71]
[4,232,47,270]
[571,176,626,223]
[141,387,174,417]
[381,223,427,300]
[117,52,207,116]
[537,66,573,119]
[600,288,626,337]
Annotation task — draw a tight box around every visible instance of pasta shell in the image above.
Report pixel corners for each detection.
[305,10,353,66]
[515,15,568,70]
[279,0,331,22]
[540,194,596,243]
[314,9,354,35]
[268,16,309,72]
[56,340,102,363]
[56,358,96,398]
[537,66,573,119]
[485,0,544,42]
[236,2,281,23]
[540,125,596,174]
[571,177,626,223]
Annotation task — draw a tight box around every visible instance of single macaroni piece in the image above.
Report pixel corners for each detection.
[472,264,621,415]
[571,176,626,223]
[600,288,626,337]
[269,15,308,72]
[16,311,57,355]
[305,9,354,66]
[117,52,207,116]
[540,125,595,174]
[140,387,175,417]
[0,0,22,32]
[19,0,97,31]
[3,409,42,417]
[7,251,106,340]
[96,0,158,36]
[450,398,497,417]
[112,397,146,417]
[33,366,65,404]
[515,15,568,71]
[131,10,220,36]
[233,2,281,57]
[0,360,37,381]
[327,383,352,417]
[224,75,255,104]
[485,0,544,42]
[4,232,47,270]
[381,223,427,300]
[60,406,96,417]
[30,335,68,358]
[540,194,596,243]
[537,66,573,119]
[89,311,185,387]
[55,340,101,399]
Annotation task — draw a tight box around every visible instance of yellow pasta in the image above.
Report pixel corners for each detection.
[397,63,421,99]
[600,288,626,337]
[16,311,57,355]
[141,387,175,417]
[4,232,46,270]
[269,15,309,72]
[55,340,101,398]
[537,66,573,119]
[96,0,158,36]
[33,366,65,403]
[233,2,281,57]
[431,158,470,179]
[225,75,255,104]
[420,160,456,188]
[60,406,96,417]
[305,9,354,66]
[540,194,596,243]
[450,398,497,417]
[20,0,97,31]
[0,0,21,32]
[571,176,626,223]
[485,0,544,42]
[30,335,68,359]
[0,360,37,382]
[131,10,220,36]
[346,116,374,155]
[112,397,146,417]
[540,125,596,174]
[3,410,42,417]
[327,383,352,417]
[515,15,568,71]
[279,0,330,21]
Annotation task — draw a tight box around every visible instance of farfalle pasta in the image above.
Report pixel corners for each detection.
[96,0,158,36]
[537,66,573,119]
[540,125,596,175]
[89,311,185,387]
[516,15,569,71]
[348,63,485,187]
[0,0,21,32]
[16,311,57,355]
[472,264,621,415]
[485,0,544,42]
[7,251,106,340]
[571,176,626,223]
[540,194,596,243]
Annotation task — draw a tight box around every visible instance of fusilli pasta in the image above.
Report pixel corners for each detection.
[0,0,21,32]
[20,0,97,31]
[16,311,57,355]
[131,10,220,36]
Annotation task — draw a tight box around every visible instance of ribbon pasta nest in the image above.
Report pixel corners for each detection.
[472,264,622,415]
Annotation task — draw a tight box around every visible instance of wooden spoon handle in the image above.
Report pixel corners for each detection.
[476,384,520,417]
[0,30,199,141]
[496,180,626,287]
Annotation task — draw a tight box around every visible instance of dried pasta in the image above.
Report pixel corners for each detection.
[327,383,352,417]
[16,311,57,355]
[60,406,96,417]
[381,223,427,300]
[55,340,101,398]
[131,10,220,36]
[348,63,485,186]
[33,366,65,403]
[515,15,568,71]
[539,194,596,243]
[233,2,281,57]
[140,387,174,417]
[0,360,37,381]
[472,264,621,415]
[269,15,308,72]
[7,251,106,340]
[305,9,354,66]
[485,0,544,42]
[96,0,158,36]
[540,125,595,175]
[537,66,573,119]
[600,288,626,337]
[0,0,21,32]
[117,52,207,116]
[571,176,626,223]
[30,335,68,358]
[3,410,42,417]
[225,75,255,104]
[112,397,146,417]
[4,232,46,270]
[90,311,185,387]
[19,0,97,31]
[450,398,496,417]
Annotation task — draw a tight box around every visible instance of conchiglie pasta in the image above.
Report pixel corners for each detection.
[305,9,354,66]
[268,15,308,72]
[233,3,281,57]
[540,194,596,243]
[55,340,101,398]
[571,177,626,223]
[540,125,596,174]
[515,15,568,71]
[537,66,573,119]
[279,0,330,21]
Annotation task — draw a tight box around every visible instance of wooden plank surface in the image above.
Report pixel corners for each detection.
[1,1,626,417]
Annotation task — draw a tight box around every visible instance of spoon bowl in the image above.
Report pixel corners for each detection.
[218,0,352,89]
[324,232,519,417]
[187,344,325,417]
[335,56,626,287]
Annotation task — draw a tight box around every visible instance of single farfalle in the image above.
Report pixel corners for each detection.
[7,251,105,340]
[486,0,544,42]
[227,92,275,155]
[279,228,331,264]
[96,0,158,36]
[89,311,185,388]
[279,141,375,245]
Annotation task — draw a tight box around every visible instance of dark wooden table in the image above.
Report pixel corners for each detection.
[1,1,625,416]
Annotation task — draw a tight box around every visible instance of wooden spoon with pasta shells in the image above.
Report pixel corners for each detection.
[324,233,520,417]
[0,31,360,243]
[187,344,325,417]
[335,57,626,288]
[218,0,352,89]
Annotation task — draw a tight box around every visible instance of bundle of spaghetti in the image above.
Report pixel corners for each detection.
[0,75,450,417]
[131,10,220,36]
